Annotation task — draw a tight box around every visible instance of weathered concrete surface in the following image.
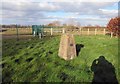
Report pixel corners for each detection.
[58,34,76,60]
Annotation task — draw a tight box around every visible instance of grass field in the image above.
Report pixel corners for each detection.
[2,35,119,82]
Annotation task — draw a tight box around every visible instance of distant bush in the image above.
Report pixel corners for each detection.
[107,17,120,36]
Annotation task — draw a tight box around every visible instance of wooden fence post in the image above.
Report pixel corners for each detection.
[33,31,35,37]
[62,28,65,34]
[51,28,53,35]
[103,28,106,35]
[39,33,42,39]
[88,28,89,35]
[111,32,113,38]
[24,28,26,33]
[79,28,81,35]
[95,28,97,35]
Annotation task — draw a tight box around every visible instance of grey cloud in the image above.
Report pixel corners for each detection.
[2,2,60,12]
[2,2,116,12]
[1,1,118,25]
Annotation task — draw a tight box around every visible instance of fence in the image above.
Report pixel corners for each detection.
[2,27,114,38]
[43,27,113,37]
[2,27,32,35]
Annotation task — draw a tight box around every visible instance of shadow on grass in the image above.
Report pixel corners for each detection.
[91,56,118,83]
[76,44,84,56]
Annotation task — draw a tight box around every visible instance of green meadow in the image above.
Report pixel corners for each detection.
[2,35,119,82]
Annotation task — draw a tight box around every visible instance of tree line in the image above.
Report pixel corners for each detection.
[1,25,31,28]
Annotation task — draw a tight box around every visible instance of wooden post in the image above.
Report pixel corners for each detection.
[39,33,42,39]
[103,29,106,35]
[25,28,27,33]
[79,28,81,35]
[62,28,65,34]
[51,28,53,35]
[33,31,35,37]
[16,25,19,40]
[88,28,89,35]
[26,28,27,32]
[95,28,97,35]
[111,32,113,38]
[80,27,82,35]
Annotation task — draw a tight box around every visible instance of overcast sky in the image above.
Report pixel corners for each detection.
[1,0,119,26]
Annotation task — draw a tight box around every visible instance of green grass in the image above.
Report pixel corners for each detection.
[2,35,119,82]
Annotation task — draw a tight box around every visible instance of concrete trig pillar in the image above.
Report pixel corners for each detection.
[58,34,76,60]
